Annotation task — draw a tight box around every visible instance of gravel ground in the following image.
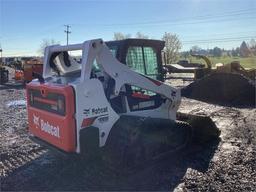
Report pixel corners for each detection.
[0,78,256,191]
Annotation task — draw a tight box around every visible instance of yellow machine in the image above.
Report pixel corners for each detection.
[215,61,255,81]
[190,54,212,69]
[191,54,255,81]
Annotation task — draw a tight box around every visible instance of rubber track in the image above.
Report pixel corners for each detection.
[103,116,193,171]
[152,120,193,161]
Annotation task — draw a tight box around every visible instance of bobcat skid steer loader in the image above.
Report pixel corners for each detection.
[26,39,219,168]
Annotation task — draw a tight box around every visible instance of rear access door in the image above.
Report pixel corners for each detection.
[26,82,76,152]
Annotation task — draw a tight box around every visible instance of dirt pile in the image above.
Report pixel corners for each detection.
[181,73,256,107]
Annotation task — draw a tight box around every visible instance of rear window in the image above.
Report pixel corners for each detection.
[29,89,66,116]
[126,46,158,79]
[126,46,145,74]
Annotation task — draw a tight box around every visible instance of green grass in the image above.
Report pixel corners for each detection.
[184,56,256,69]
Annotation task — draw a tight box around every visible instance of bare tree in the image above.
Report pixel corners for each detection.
[162,32,182,64]
[38,39,59,56]
[113,32,131,40]
[135,32,149,39]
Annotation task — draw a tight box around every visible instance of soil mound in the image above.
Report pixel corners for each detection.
[181,73,256,107]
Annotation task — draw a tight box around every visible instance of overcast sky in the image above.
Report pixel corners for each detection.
[0,0,255,56]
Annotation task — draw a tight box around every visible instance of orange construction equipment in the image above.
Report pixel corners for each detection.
[14,70,24,81]
[23,59,43,83]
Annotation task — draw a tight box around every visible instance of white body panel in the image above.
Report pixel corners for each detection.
[71,79,119,150]
[42,39,181,152]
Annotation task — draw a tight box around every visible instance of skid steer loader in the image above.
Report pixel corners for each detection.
[27,39,219,167]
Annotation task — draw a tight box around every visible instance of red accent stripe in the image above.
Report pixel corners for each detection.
[141,74,162,86]
[132,92,150,99]
[34,97,57,105]
[81,117,97,128]
[147,78,162,86]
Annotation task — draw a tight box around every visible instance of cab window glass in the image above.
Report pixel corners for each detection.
[126,46,145,74]
[144,47,158,75]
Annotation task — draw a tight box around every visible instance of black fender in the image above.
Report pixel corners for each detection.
[79,126,100,156]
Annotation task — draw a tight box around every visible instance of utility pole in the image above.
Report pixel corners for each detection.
[0,44,2,64]
[64,25,71,45]
[0,49,2,64]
